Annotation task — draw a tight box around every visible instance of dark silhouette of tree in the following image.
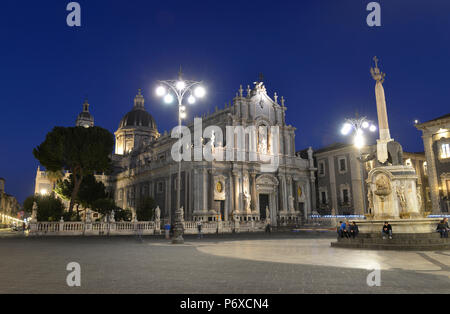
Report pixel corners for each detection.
[33,126,114,213]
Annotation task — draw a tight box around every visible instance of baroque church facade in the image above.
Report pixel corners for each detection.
[36,81,316,225]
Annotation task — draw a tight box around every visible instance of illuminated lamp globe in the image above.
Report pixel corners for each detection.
[188,95,196,104]
[362,121,369,129]
[369,125,377,132]
[341,123,352,135]
[176,81,186,90]
[156,86,166,97]
[194,86,206,98]
[164,94,174,104]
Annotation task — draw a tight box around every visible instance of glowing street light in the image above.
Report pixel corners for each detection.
[155,69,206,244]
[341,116,377,214]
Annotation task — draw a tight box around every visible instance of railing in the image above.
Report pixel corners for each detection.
[30,219,270,236]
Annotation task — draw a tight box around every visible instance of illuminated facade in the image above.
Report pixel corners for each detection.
[107,82,316,224]
[416,113,450,212]
[0,178,20,221]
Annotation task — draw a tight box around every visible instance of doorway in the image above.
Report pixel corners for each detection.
[259,194,269,220]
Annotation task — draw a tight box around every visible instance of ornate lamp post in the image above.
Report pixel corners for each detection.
[341,116,377,214]
[155,70,206,244]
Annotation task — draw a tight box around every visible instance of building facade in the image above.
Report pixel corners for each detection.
[34,81,316,225]
[106,82,316,224]
[416,113,450,213]
[311,143,430,216]
[0,178,20,220]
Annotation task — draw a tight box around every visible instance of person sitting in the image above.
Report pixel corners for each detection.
[339,221,349,238]
[437,218,449,238]
[382,221,393,239]
[349,221,359,238]
[337,221,342,237]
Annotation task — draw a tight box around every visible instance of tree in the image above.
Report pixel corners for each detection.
[33,126,114,214]
[47,170,64,190]
[92,198,117,218]
[55,174,107,218]
[136,197,156,221]
[115,209,132,222]
[24,194,65,222]
[23,195,37,214]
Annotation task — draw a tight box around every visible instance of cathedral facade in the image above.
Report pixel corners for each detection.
[36,81,316,225]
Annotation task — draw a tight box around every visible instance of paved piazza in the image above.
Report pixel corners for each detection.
[0,233,449,294]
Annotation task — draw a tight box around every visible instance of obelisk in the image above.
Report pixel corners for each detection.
[370,56,392,163]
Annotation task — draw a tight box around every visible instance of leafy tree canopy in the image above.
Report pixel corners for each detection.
[55,174,107,209]
[33,126,114,213]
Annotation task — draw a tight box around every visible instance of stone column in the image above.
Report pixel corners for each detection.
[423,134,440,212]
[250,172,257,214]
[328,155,338,212]
[203,168,208,214]
[209,170,215,212]
[224,176,230,221]
[287,176,294,213]
[184,171,189,218]
[233,171,240,214]
[166,177,171,221]
[279,174,287,213]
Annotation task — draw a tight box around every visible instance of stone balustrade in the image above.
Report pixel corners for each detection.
[29,219,268,236]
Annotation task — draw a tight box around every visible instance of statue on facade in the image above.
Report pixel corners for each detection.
[367,189,374,214]
[417,189,423,211]
[258,130,268,154]
[179,206,184,221]
[265,206,270,222]
[155,206,161,221]
[110,210,115,222]
[86,209,92,223]
[244,191,251,213]
[289,195,295,211]
[396,186,407,212]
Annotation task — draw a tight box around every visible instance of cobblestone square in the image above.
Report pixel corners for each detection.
[0,233,449,294]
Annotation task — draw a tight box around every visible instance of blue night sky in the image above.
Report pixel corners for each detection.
[0,0,449,203]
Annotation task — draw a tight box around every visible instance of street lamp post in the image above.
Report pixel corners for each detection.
[156,71,205,243]
[341,116,377,215]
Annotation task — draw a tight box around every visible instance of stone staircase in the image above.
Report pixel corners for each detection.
[331,233,450,251]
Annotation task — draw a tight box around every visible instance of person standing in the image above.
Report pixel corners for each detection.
[164,222,171,240]
[197,220,203,239]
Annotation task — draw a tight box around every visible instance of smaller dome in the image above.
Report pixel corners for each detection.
[76,99,94,128]
[78,112,93,119]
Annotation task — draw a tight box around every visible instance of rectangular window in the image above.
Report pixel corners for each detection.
[442,144,450,159]
[343,189,349,203]
[339,158,346,172]
[321,191,327,204]
[318,161,325,176]
[157,182,164,193]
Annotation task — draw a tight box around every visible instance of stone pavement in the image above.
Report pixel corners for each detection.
[0,233,449,294]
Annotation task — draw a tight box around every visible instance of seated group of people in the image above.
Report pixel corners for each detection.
[338,221,394,239]
[338,218,450,240]
[337,221,359,238]
[437,218,449,238]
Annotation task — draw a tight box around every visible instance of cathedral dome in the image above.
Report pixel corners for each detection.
[118,89,157,130]
[119,108,157,129]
